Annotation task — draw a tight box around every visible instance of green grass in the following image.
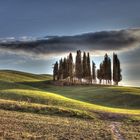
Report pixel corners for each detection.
[0,99,94,119]
[45,85,140,109]
[0,109,112,140]
[0,70,140,139]
[0,70,140,116]
[0,88,140,116]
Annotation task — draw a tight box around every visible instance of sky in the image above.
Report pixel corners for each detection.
[0,0,140,86]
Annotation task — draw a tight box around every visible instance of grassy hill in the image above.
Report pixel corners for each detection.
[0,70,140,139]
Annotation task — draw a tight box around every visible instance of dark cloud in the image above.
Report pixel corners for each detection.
[0,28,140,59]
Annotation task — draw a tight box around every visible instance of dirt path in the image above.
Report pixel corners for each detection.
[109,122,125,140]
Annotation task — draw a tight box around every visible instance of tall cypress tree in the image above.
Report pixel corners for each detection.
[99,63,105,83]
[107,57,112,84]
[62,57,68,79]
[82,52,87,79]
[87,52,91,83]
[68,53,73,82]
[103,54,109,84]
[75,50,82,81]
[100,54,112,84]
[53,61,58,81]
[58,58,63,80]
[113,53,122,85]
[92,61,96,82]
[97,68,101,84]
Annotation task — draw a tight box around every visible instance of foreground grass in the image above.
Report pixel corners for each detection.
[0,109,140,140]
[0,109,112,140]
[0,99,94,119]
[120,121,140,140]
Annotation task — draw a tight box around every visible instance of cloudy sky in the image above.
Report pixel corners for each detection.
[0,0,140,86]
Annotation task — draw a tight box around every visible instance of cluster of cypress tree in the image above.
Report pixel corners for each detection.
[53,53,73,82]
[53,50,122,85]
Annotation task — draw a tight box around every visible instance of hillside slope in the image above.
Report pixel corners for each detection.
[0,70,140,139]
[0,70,140,115]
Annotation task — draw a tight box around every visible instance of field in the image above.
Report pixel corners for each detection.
[0,70,140,139]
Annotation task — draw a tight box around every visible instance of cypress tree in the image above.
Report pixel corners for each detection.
[87,52,91,83]
[58,58,63,80]
[92,61,96,82]
[103,54,109,84]
[82,52,88,79]
[53,61,58,81]
[68,53,73,82]
[75,50,82,81]
[62,58,68,79]
[98,63,104,84]
[107,57,112,84]
[101,54,112,84]
[97,69,101,84]
[113,53,122,85]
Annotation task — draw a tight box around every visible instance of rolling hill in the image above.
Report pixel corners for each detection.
[0,70,140,139]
